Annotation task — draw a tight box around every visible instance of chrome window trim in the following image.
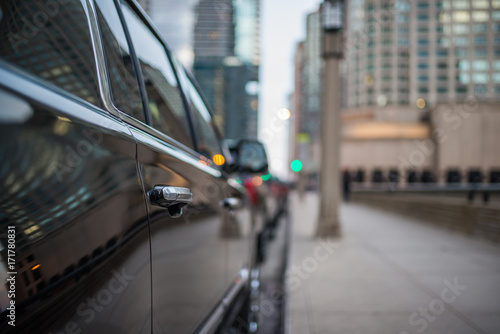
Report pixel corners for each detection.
[0,66,131,137]
[83,0,121,118]
[129,125,223,179]
[88,0,218,171]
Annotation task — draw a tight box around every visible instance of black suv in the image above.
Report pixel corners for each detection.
[0,1,270,333]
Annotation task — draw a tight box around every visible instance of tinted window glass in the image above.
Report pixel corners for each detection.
[120,1,193,148]
[184,72,223,162]
[0,0,101,106]
[95,0,143,121]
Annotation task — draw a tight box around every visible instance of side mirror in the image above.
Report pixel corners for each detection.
[228,139,268,174]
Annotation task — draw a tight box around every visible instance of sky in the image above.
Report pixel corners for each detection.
[149,0,322,179]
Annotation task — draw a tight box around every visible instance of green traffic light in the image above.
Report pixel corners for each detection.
[291,160,303,173]
[261,173,271,181]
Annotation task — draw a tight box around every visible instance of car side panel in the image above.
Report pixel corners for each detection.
[0,72,151,334]
[131,126,243,333]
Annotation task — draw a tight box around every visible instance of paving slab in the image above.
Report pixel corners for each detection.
[287,192,500,334]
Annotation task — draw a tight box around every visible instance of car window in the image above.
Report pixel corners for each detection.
[95,0,144,122]
[183,71,223,163]
[119,0,193,149]
[0,0,101,106]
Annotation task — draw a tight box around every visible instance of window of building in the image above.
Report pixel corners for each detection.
[472,73,489,83]
[437,63,448,70]
[458,60,469,70]
[454,36,468,46]
[120,1,193,148]
[456,86,468,94]
[418,75,429,82]
[475,36,489,45]
[493,73,500,83]
[95,0,143,121]
[436,1,448,10]
[494,11,500,20]
[437,49,448,57]
[474,24,489,33]
[438,37,450,46]
[454,0,469,9]
[418,38,429,45]
[453,11,470,22]
[453,24,469,34]
[455,48,469,57]
[474,48,488,57]
[418,26,430,33]
[458,73,469,84]
[0,0,101,106]
[494,61,500,70]
[418,87,429,94]
[398,39,409,47]
[396,14,409,23]
[437,87,448,93]
[418,63,429,69]
[418,50,429,57]
[495,0,500,9]
[472,11,489,22]
[472,60,489,71]
[439,13,451,23]
[418,14,430,21]
[473,0,489,9]
[437,75,448,81]
[417,2,429,9]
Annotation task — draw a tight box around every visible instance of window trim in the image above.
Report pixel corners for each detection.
[115,0,199,152]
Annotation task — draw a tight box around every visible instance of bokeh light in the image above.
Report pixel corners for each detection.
[291,160,303,172]
[252,176,263,186]
[212,154,225,166]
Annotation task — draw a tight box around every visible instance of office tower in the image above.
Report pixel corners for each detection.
[192,0,260,140]
[345,0,499,110]
[291,11,323,186]
[340,0,500,183]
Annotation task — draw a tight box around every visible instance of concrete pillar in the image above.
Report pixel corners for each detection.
[316,31,342,238]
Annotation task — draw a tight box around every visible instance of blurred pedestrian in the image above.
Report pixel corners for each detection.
[342,168,351,202]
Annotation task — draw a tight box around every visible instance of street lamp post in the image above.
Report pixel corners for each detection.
[316,0,343,238]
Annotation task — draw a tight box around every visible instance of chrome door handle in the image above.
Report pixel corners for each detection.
[220,197,241,211]
[148,186,193,218]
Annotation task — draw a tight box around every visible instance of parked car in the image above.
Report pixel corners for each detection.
[0,0,271,333]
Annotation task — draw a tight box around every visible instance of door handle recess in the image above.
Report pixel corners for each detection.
[220,197,241,211]
[148,186,193,218]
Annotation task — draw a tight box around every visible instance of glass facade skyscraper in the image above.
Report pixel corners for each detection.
[192,0,260,140]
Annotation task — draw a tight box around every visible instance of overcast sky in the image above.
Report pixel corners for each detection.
[149,0,322,179]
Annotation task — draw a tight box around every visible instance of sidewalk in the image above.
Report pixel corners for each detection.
[287,192,500,334]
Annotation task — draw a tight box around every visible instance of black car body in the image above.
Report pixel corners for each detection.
[0,0,270,332]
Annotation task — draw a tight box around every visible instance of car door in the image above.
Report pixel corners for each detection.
[112,2,240,332]
[0,0,151,333]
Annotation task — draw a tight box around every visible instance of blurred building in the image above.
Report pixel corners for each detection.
[341,0,500,184]
[192,0,260,140]
[290,10,323,187]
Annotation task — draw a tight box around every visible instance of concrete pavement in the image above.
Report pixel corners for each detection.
[287,192,500,334]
